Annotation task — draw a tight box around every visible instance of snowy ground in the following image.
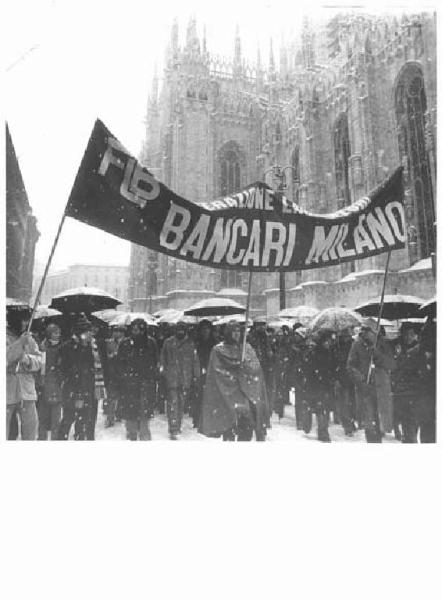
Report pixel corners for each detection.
[95,404,401,443]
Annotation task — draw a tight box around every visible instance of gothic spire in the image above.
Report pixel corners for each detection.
[269,38,275,77]
[234,25,241,64]
[186,14,200,53]
[171,17,179,52]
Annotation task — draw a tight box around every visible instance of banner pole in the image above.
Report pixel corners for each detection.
[241,270,253,363]
[366,249,392,384]
[26,212,67,332]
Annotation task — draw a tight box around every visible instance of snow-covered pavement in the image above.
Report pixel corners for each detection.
[95,404,401,443]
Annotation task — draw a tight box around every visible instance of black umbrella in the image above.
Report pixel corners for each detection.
[49,286,121,314]
[184,297,246,317]
[419,296,436,319]
[354,294,425,320]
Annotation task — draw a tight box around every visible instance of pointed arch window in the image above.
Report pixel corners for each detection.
[334,112,351,207]
[395,64,435,259]
[334,112,354,272]
[219,147,242,288]
[291,145,300,203]
[220,150,241,197]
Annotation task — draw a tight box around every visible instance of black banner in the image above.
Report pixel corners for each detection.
[66,119,406,272]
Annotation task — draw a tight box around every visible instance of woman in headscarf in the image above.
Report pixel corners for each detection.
[199,320,269,441]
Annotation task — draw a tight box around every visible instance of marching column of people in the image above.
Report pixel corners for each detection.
[5,307,436,443]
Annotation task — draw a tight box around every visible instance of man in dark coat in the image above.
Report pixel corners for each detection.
[334,328,357,436]
[199,321,269,441]
[57,314,96,441]
[103,325,125,427]
[272,329,291,419]
[346,318,395,443]
[304,329,337,442]
[287,326,309,430]
[193,320,216,428]
[116,319,158,441]
[248,318,274,402]
[160,321,200,440]
[391,322,434,443]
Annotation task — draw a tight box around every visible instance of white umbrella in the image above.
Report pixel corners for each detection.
[155,310,198,324]
[109,312,158,327]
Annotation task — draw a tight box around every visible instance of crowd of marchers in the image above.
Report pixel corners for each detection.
[6,309,436,443]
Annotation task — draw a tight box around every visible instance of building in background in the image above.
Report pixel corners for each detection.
[129,11,436,316]
[38,264,130,310]
[6,124,40,302]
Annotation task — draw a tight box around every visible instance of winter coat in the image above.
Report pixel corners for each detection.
[304,344,338,409]
[40,340,63,404]
[116,335,158,420]
[248,330,273,377]
[346,335,395,426]
[160,335,200,389]
[60,336,95,406]
[286,339,308,391]
[6,329,42,405]
[199,341,270,438]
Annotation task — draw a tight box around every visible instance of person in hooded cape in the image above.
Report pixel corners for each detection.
[199,321,270,441]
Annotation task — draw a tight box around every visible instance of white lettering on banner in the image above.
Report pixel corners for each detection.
[385,201,406,242]
[226,220,247,264]
[202,218,232,263]
[160,203,191,250]
[264,190,274,211]
[242,220,261,266]
[365,208,395,249]
[129,162,160,203]
[98,137,127,176]
[283,223,297,266]
[336,223,356,258]
[353,215,376,253]
[305,225,340,265]
[180,214,211,260]
[262,222,286,267]
[98,137,160,207]
[120,157,137,202]
[255,188,264,210]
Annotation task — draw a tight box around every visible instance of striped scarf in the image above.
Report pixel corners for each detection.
[92,337,107,403]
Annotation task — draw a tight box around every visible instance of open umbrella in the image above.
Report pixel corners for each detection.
[49,286,121,313]
[184,297,246,317]
[109,312,158,327]
[419,296,436,318]
[354,294,425,320]
[309,307,363,335]
[278,305,319,325]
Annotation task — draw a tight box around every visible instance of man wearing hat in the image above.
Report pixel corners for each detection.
[57,314,96,440]
[347,317,395,443]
